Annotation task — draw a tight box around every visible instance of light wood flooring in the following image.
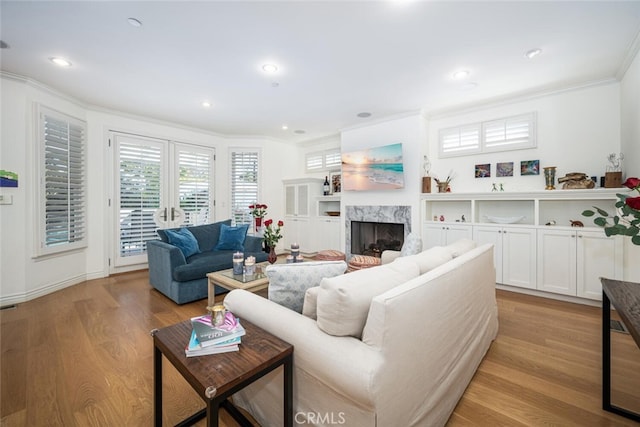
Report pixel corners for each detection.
[1,270,639,426]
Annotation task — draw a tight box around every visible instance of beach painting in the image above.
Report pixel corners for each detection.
[341,143,404,191]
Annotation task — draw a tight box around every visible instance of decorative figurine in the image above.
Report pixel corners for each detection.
[439,215,445,222]
[570,220,584,227]
[491,183,498,192]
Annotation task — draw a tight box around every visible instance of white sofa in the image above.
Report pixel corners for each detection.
[223,240,498,427]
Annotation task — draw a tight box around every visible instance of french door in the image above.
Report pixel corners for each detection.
[112,133,215,268]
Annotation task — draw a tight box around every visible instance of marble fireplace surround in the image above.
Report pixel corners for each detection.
[345,205,411,259]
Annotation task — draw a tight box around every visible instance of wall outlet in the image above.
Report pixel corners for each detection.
[0,194,13,205]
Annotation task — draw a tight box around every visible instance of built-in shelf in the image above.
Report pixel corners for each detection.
[421,188,622,229]
[316,195,341,217]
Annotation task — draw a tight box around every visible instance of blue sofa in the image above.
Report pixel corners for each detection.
[147,219,267,304]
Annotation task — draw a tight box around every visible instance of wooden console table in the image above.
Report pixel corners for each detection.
[601,277,640,422]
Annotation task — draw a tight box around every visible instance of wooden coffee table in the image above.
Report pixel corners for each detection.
[152,318,293,427]
[207,265,270,306]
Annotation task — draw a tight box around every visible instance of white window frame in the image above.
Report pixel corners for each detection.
[35,105,87,256]
[229,148,261,226]
[439,112,537,158]
[306,148,341,172]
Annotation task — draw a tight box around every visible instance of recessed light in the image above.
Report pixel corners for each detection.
[262,64,278,73]
[294,130,306,134]
[127,17,143,27]
[452,70,470,80]
[49,57,72,67]
[525,48,542,59]
[357,112,372,118]
[271,82,280,88]
[201,101,211,108]
[282,125,288,130]
[461,82,478,91]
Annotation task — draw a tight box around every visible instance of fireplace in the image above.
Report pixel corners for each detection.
[351,221,404,257]
[345,205,411,259]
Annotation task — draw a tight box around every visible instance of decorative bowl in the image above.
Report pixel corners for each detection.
[485,215,525,224]
[326,211,341,216]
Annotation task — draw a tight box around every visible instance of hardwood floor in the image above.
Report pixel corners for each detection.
[1,271,638,426]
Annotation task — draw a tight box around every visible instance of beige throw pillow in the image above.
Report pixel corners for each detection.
[316,257,419,338]
[401,246,453,275]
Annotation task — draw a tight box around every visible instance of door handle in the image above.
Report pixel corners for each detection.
[162,207,168,221]
[171,207,175,221]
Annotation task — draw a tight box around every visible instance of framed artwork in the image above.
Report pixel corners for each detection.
[475,163,491,178]
[341,143,404,191]
[520,160,540,176]
[496,162,514,177]
[330,172,342,194]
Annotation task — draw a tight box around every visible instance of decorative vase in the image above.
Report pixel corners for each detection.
[268,246,277,264]
[543,166,556,190]
[254,217,262,232]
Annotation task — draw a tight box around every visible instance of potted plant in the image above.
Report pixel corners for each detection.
[263,219,284,263]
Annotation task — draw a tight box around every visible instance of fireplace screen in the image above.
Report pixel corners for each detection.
[351,221,404,257]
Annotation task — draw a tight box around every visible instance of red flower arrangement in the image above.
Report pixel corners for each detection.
[583,177,640,245]
[263,219,284,248]
[248,203,268,219]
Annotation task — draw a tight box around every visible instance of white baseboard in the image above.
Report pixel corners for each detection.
[0,272,102,307]
[496,284,601,307]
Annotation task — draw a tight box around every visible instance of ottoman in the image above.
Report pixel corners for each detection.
[347,254,382,272]
[315,249,346,261]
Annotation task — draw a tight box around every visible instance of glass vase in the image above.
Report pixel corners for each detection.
[543,166,556,190]
[268,246,277,264]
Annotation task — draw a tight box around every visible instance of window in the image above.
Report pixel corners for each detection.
[439,112,536,158]
[439,124,481,157]
[37,107,86,255]
[306,148,341,172]
[230,149,260,226]
[482,113,536,152]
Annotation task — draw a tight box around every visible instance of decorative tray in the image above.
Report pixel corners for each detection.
[326,211,341,216]
[485,215,526,224]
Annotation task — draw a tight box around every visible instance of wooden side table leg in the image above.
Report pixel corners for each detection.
[602,291,611,411]
[284,355,293,427]
[153,344,163,427]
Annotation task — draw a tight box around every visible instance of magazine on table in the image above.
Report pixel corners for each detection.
[190,314,246,348]
[185,330,240,357]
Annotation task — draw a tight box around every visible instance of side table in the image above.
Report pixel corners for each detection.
[601,277,640,422]
[151,318,293,427]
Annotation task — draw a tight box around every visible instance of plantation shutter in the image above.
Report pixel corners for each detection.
[439,125,481,157]
[306,149,341,172]
[178,149,211,226]
[306,153,323,171]
[483,113,536,151]
[230,150,259,226]
[118,141,162,257]
[41,111,86,251]
[325,149,342,169]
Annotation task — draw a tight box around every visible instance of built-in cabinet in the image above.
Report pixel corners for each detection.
[422,189,624,301]
[422,223,472,248]
[473,225,537,289]
[537,228,623,300]
[283,178,323,252]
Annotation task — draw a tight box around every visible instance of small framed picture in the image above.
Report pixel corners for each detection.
[475,164,491,178]
[521,160,540,176]
[496,162,514,177]
[330,172,342,194]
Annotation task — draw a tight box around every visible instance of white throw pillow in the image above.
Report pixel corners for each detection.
[302,286,319,320]
[446,238,477,258]
[316,257,420,338]
[402,246,453,275]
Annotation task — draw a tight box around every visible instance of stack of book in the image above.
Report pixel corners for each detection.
[185,314,246,357]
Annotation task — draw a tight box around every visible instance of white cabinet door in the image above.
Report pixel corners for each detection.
[423,223,471,249]
[314,217,341,252]
[284,217,310,252]
[285,185,297,216]
[473,226,504,283]
[576,230,623,300]
[474,226,535,288]
[502,227,537,290]
[537,229,577,296]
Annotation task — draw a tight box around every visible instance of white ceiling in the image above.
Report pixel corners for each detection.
[2,1,640,143]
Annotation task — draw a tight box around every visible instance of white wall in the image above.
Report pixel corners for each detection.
[0,75,296,304]
[427,82,621,192]
[340,113,426,235]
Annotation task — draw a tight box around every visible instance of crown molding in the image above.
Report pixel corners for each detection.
[616,27,640,81]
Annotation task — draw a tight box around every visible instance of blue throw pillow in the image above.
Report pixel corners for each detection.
[214,224,249,251]
[164,228,201,258]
